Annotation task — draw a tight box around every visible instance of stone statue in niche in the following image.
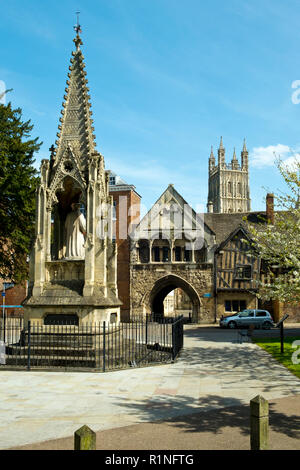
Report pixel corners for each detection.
[64,203,86,259]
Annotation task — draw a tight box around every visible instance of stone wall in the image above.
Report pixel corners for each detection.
[281,303,300,323]
[130,263,214,323]
[216,291,257,320]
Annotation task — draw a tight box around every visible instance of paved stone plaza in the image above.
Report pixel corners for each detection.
[0,325,299,449]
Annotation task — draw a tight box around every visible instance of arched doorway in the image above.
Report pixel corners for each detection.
[149,274,201,322]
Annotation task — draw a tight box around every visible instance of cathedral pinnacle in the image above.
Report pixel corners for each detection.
[241,138,249,170]
[219,136,224,150]
[231,147,239,170]
[217,136,225,166]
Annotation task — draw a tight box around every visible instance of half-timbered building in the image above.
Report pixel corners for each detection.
[213,225,260,320]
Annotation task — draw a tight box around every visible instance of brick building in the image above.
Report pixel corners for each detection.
[0,280,26,317]
[109,172,141,321]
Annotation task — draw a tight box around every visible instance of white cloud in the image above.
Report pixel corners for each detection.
[250,144,300,169]
[280,154,300,171]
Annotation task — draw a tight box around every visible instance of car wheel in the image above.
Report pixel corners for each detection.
[262,321,272,330]
[228,321,237,329]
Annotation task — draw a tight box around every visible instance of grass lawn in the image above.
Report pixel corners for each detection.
[252,336,300,379]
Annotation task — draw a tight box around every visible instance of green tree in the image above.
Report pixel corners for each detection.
[0,101,42,283]
[247,157,300,304]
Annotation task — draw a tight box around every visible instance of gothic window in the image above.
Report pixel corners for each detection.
[238,182,241,195]
[175,246,182,262]
[228,182,232,195]
[184,249,191,262]
[153,246,160,262]
[139,240,149,263]
[162,246,169,262]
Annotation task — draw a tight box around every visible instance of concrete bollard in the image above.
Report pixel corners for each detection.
[74,425,96,450]
[250,395,269,450]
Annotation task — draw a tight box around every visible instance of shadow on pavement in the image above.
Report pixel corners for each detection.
[113,393,300,440]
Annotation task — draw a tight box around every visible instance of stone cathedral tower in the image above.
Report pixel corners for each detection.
[23,27,121,325]
[207,137,251,213]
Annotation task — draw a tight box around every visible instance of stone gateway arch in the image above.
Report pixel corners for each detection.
[129,184,216,323]
[149,274,202,321]
[130,267,214,323]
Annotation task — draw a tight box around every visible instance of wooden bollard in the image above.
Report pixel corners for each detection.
[250,395,269,450]
[74,425,96,450]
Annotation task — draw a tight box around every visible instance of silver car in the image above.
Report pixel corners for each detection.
[219,309,274,329]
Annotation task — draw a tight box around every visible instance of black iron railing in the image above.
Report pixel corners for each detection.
[0,315,184,371]
[172,315,184,360]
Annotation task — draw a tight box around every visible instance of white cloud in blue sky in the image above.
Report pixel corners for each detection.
[250,144,300,169]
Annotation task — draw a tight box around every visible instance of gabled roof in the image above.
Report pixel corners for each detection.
[215,224,252,253]
[204,211,267,245]
[132,184,215,241]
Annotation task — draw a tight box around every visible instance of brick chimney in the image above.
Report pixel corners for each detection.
[266,193,274,224]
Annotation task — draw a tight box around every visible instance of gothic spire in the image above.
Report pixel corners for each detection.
[219,136,224,150]
[218,136,225,166]
[241,138,249,169]
[231,147,239,170]
[209,145,215,173]
[52,21,97,170]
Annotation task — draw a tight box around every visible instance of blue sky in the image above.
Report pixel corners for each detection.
[1,0,300,213]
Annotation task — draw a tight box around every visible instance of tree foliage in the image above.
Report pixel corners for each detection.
[247,157,300,304]
[0,101,42,282]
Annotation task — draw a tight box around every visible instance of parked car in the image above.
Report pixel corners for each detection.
[219,309,274,329]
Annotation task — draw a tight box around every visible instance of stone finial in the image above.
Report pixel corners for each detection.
[231,147,239,169]
[209,146,215,173]
[73,11,82,51]
[241,138,249,169]
[218,136,225,165]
